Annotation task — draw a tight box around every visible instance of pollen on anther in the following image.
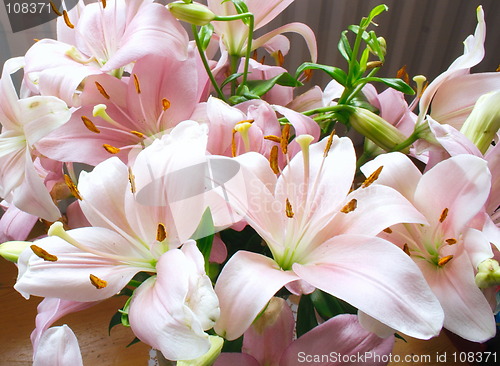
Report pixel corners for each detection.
[156,223,167,242]
[64,174,83,200]
[281,124,290,155]
[130,130,145,139]
[383,227,393,234]
[231,130,237,157]
[323,129,336,157]
[95,81,110,99]
[101,0,107,8]
[402,243,411,256]
[128,167,136,194]
[62,10,74,29]
[439,208,449,223]
[133,74,141,94]
[103,144,120,154]
[303,69,313,82]
[362,166,383,188]
[438,255,453,267]
[277,50,285,67]
[162,98,171,111]
[264,135,281,143]
[49,1,62,16]
[445,238,457,245]
[90,274,107,289]
[285,198,294,218]
[270,145,280,175]
[31,244,58,261]
[340,199,357,214]
[81,116,100,133]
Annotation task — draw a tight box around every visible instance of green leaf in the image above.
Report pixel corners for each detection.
[338,30,352,61]
[225,0,250,25]
[296,294,318,337]
[221,72,244,88]
[119,296,133,327]
[367,31,384,61]
[126,337,141,348]
[348,25,370,42]
[108,310,122,335]
[310,290,357,320]
[245,72,301,97]
[221,335,243,352]
[360,77,415,95]
[395,333,408,343]
[368,4,389,22]
[198,23,214,51]
[296,62,347,86]
[359,47,370,73]
[193,208,215,273]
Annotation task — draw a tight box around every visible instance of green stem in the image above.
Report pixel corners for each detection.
[345,67,380,104]
[214,13,255,93]
[389,131,419,152]
[191,24,227,102]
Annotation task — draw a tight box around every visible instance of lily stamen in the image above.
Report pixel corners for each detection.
[89,274,107,289]
[30,245,58,261]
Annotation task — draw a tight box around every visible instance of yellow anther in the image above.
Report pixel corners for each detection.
[340,199,357,214]
[281,124,290,155]
[128,167,136,194]
[101,0,107,8]
[156,223,167,242]
[64,174,82,200]
[63,10,74,29]
[439,208,449,223]
[95,82,110,99]
[285,198,294,218]
[130,130,145,139]
[49,1,62,16]
[303,69,313,82]
[402,243,411,256]
[383,227,393,234]
[438,255,454,267]
[231,130,237,157]
[269,145,279,175]
[30,244,58,261]
[264,135,281,143]
[367,61,384,70]
[133,74,141,94]
[396,65,410,85]
[89,274,107,289]
[103,144,120,154]
[445,238,457,245]
[162,98,171,111]
[277,50,284,67]
[362,166,383,188]
[81,116,100,133]
[323,129,336,157]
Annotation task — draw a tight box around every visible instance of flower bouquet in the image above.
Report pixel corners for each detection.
[0,0,498,365]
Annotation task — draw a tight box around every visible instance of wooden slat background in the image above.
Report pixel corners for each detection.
[1,0,499,86]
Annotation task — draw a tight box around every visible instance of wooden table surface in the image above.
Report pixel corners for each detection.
[0,258,473,366]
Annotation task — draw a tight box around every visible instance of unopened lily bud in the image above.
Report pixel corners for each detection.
[460,91,500,154]
[368,36,387,58]
[0,241,31,263]
[177,335,224,366]
[349,108,409,152]
[475,259,500,289]
[167,1,216,26]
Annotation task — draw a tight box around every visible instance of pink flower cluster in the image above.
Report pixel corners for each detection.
[0,1,498,364]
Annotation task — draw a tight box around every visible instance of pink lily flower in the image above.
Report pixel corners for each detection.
[32,325,83,366]
[0,57,70,221]
[15,122,226,360]
[0,203,38,242]
[36,52,206,165]
[24,0,189,106]
[203,97,319,160]
[206,0,317,62]
[362,152,497,342]
[215,297,394,366]
[417,6,500,131]
[214,134,443,341]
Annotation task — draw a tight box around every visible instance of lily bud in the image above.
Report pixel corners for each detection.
[177,336,224,366]
[349,108,409,152]
[460,91,500,154]
[475,259,500,289]
[167,1,216,26]
[0,241,31,263]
